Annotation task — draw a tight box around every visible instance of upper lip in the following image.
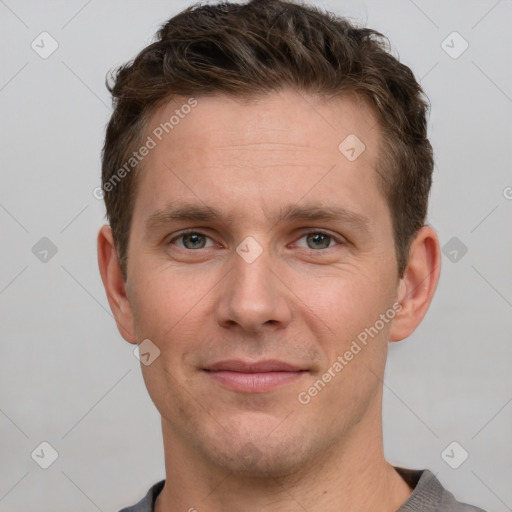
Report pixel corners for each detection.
[205,360,304,372]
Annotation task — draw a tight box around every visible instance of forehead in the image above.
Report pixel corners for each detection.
[132,90,387,229]
[145,90,380,165]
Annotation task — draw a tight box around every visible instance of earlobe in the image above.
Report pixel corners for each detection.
[389,226,441,342]
[97,225,137,344]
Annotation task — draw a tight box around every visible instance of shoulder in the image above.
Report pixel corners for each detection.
[118,480,165,512]
[119,471,488,512]
[396,468,487,512]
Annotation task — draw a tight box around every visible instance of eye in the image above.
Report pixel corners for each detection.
[295,231,340,250]
[296,231,335,250]
[170,231,215,250]
[168,230,342,251]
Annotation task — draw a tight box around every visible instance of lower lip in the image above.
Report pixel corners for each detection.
[205,370,305,393]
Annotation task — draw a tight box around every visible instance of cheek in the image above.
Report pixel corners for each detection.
[129,266,219,396]
[290,267,391,339]
[290,267,395,402]
[133,273,209,419]
[129,263,209,339]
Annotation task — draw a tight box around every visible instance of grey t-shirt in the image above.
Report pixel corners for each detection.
[119,468,486,512]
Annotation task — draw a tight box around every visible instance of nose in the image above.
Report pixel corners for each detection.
[214,246,293,333]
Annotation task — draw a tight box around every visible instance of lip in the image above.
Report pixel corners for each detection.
[207,359,303,372]
[204,360,307,393]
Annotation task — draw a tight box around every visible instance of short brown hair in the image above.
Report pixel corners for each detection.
[102,0,433,280]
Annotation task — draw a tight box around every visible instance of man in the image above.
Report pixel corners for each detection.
[97,1,485,510]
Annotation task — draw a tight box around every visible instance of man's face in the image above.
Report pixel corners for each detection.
[124,90,401,476]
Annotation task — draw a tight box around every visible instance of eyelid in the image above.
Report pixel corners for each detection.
[168,229,218,248]
[292,229,345,249]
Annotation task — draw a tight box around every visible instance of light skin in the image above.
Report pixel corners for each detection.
[98,90,441,511]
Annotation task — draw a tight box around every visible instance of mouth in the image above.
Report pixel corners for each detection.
[203,360,308,393]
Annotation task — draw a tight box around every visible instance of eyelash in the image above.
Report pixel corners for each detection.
[168,229,344,251]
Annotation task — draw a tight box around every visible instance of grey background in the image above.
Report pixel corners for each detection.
[0,0,511,510]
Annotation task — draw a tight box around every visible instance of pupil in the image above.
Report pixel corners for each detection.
[308,233,330,249]
[185,234,204,248]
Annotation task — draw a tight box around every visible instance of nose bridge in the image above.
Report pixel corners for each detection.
[234,249,273,299]
[215,242,291,331]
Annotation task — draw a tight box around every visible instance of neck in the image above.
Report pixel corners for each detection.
[155,404,412,512]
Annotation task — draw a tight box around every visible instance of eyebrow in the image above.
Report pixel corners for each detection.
[144,202,371,233]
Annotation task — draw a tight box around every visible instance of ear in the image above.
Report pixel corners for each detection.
[97,225,137,344]
[389,226,441,342]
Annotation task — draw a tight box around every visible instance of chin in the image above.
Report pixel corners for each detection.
[195,424,317,479]
[215,444,309,478]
